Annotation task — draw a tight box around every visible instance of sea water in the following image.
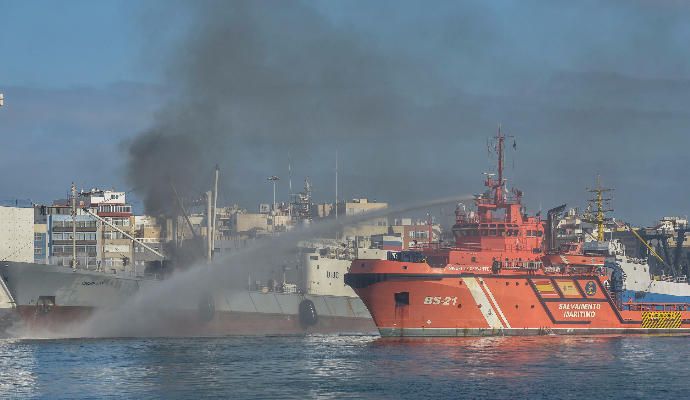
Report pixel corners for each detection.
[1,335,688,399]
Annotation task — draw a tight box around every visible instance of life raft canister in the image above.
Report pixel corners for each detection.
[298,299,318,327]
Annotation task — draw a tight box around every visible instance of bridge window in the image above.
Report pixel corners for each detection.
[387,251,426,263]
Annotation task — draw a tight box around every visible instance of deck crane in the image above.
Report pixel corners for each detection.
[672,224,690,278]
[635,221,690,279]
[81,207,165,260]
[626,224,672,273]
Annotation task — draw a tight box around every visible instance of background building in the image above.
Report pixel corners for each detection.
[0,205,34,263]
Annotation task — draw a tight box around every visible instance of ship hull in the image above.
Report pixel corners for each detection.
[378,327,690,337]
[11,305,375,337]
[347,272,690,337]
[1,262,375,337]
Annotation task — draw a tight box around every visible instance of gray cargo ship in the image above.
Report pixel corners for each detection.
[0,237,382,337]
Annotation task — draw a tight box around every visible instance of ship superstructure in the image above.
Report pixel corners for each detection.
[345,128,690,336]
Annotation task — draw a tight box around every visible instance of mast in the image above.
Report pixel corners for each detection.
[212,165,219,253]
[584,176,613,242]
[427,213,433,246]
[206,190,213,263]
[288,155,293,197]
[497,125,504,192]
[490,125,512,205]
[71,182,77,269]
[335,150,338,219]
[288,156,292,220]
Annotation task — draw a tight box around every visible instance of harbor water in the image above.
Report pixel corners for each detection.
[1,334,689,399]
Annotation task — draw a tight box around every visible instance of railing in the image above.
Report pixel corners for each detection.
[621,302,690,311]
[656,274,688,283]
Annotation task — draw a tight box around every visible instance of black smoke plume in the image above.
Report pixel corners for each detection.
[126,0,690,224]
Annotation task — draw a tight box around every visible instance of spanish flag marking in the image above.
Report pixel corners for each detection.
[534,280,559,297]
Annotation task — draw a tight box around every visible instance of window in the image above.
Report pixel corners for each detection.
[394,292,410,306]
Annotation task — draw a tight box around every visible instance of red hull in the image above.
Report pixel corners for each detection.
[347,269,690,336]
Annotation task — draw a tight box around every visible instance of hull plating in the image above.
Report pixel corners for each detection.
[349,273,690,337]
[9,305,375,337]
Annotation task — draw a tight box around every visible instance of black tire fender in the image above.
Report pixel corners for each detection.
[298,299,318,327]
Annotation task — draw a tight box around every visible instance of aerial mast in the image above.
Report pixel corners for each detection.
[584,176,614,242]
[492,125,512,204]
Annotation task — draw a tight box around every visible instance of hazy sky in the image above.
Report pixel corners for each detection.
[1,0,690,225]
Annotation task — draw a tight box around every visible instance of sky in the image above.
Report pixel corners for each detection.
[1,0,690,225]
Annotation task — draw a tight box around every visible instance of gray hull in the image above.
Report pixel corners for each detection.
[0,262,374,336]
[1,262,154,308]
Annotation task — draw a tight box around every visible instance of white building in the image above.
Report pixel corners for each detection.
[0,205,34,263]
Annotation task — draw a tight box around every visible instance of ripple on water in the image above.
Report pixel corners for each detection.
[0,335,689,399]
